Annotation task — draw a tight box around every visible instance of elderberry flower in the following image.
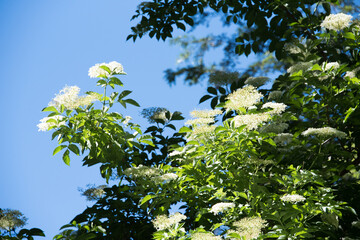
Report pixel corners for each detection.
[260,122,289,134]
[190,109,222,118]
[88,61,126,78]
[244,76,270,88]
[141,107,169,123]
[123,116,132,124]
[209,202,235,215]
[232,113,270,131]
[274,133,293,146]
[191,232,221,240]
[302,127,347,139]
[287,62,312,74]
[37,115,65,131]
[124,165,160,178]
[284,43,302,54]
[225,86,263,111]
[48,86,98,110]
[229,217,267,240]
[152,212,186,230]
[185,118,215,126]
[268,91,282,100]
[322,62,340,71]
[80,185,107,201]
[0,209,27,231]
[280,194,306,203]
[262,102,287,115]
[321,13,352,31]
[152,173,178,183]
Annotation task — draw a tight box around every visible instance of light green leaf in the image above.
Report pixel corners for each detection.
[53,145,67,156]
[140,194,155,205]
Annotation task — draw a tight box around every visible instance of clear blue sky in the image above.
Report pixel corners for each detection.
[0,0,251,238]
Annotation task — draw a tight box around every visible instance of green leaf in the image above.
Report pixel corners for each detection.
[179,126,192,133]
[140,139,155,146]
[207,87,217,95]
[311,64,322,71]
[343,32,355,40]
[63,150,70,166]
[68,144,80,155]
[29,228,45,236]
[53,145,67,156]
[124,99,140,107]
[140,194,155,205]
[42,106,58,112]
[118,90,132,100]
[344,105,357,123]
[199,94,212,104]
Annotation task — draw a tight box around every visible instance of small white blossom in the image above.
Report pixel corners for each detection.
[37,115,65,131]
[280,194,306,203]
[321,13,352,31]
[152,212,186,230]
[123,116,132,124]
[245,77,270,88]
[192,125,217,135]
[262,102,287,115]
[268,91,282,100]
[284,43,302,54]
[230,217,267,240]
[168,150,184,157]
[274,133,293,146]
[88,61,126,78]
[232,113,270,131]
[287,62,312,74]
[210,202,235,215]
[190,109,222,118]
[225,85,263,111]
[152,173,178,183]
[322,62,340,71]
[0,209,27,231]
[302,127,347,139]
[185,118,215,126]
[260,122,289,134]
[192,232,221,240]
[48,86,98,110]
[80,185,107,201]
[124,165,160,178]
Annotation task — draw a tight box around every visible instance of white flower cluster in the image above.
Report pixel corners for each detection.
[244,76,270,88]
[0,209,27,231]
[274,133,293,146]
[37,115,65,131]
[88,61,126,78]
[302,127,347,139]
[124,165,160,178]
[321,13,352,31]
[185,118,215,126]
[287,62,312,74]
[152,173,178,184]
[208,70,240,87]
[190,109,222,118]
[284,43,302,54]
[262,102,287,115]
[225,85,263,111]
[152,212,186,230]
[268,90,282,100]
[209,202,235,215]
[48,86,98,110]
[191,125,217,135]
[232,113,270,131]
[260,122,289,134]
[345,66,360,79]
[191,232,221,240]
[229,217,267,240]
[80,185,107,201]
[322,62,340,71]
[280,194,306,203]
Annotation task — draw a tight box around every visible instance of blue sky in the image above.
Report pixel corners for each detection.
[0,0,208,237]
[0,0,257,238]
